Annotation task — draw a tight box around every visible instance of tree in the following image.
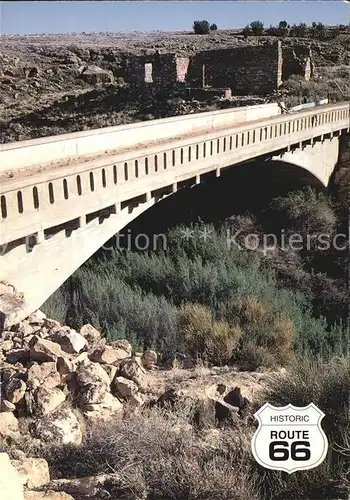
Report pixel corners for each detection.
[210,23,218,31]
[250,21,264,36]
[193,20,210,35]
[278,20,289,37]
[290,23,307,37]
[243,24,252,38]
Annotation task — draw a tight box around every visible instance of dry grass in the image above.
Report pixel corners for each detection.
[178,303,242,365]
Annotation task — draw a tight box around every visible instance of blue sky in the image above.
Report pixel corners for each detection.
[1,1,349,35]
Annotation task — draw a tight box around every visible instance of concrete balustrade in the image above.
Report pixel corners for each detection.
[0,102,282,171]
[0,101,348,324]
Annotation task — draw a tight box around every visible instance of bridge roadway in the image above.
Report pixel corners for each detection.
[0,101,349,325]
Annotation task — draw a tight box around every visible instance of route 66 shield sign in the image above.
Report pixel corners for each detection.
[251,402,328,474]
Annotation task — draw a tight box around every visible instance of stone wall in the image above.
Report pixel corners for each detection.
[111,41,316,94]
[186,42,282,95]
[282,45,314,81]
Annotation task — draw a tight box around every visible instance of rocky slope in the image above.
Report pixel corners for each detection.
[0,306,278,499]
[0,29,349,143]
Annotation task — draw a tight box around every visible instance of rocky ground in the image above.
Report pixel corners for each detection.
[0,294,280,499]
[0,29,349,143]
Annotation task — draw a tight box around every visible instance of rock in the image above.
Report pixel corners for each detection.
[75,360,110,387]
[31,408,83,445]
[43,317,61,330]
[141,349,157,369]
[90,345,128,364]
[11,458,50,488]
[27,310,46,325]
[84,393,123,424]
[50,328,86,354]
[46,474,120,498]
[111,339,132,356]
[6,349,30,364]
[6,378,26,403]
[80,64,114,84]
[56,356,74,383]
[0,291,27,331]
[77,383,108,407]
[14,321,34,337]
[29,337,62,362]
[24,492,74,500]
[0,412,20,441]
[79,324,100,344]
[26,362,61,390]
[113,376,138,398]
[28,386,66,416]
[223,386,250,417]
[215,399,239,427]
[0,399,16,412]
[102,363,118,383]
[1,340,15,352]
[0,453,24,500]
[128,393,145,408]
[118,358,146,388]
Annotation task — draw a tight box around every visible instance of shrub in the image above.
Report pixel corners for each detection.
[242,25,252,38]
[289,23,307,37]
[261,357,350,499]
[210,23,218,31]
[33,407,260,500]
[193,20,210,35]
[229,295,296,369]
[250,21,264,36]
[178,303,242,365]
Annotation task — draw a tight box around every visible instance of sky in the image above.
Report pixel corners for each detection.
[1,1,349,36]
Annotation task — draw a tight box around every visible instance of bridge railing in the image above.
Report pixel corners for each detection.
[0,102,349,246]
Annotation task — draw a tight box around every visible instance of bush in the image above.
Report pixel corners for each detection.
[33,407,260,500]
[250,21,264,36]
[262,357,350,499]
[178,303,242,365]
[210,23,218,31]
[289,23,307,37]
[193,20,210,35]
[228,295,296,369]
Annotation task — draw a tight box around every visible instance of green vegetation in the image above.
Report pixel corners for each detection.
[43,187,348,369]
[243,20,342,40]
[210,23,218,31]
[193,20,210,35]
[11,359,348,500]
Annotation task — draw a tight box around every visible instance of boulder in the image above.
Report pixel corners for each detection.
[75,360,110,387]
[141,349,157,369]
[11,458,50,489]
[79,324,100,344]
[5,378,26,403]
[80,65,114,84]
[50,328,86,354]
[6,348,30,364]
[77,383,108,407]
[102,363,118,383]
[90,345,128,364]
[24,492,74,500]
[84,393,123,424]
[29,337,62,362]
[27,310,46,325]
[0,399,16,412]
[31,408,83,445]
[27,386,66,416]
[0,412,20,441]
[26,362,61,390]
[113,376,138,398]
[111,339,132,356]
[46,474,120,498]
[0,453,24,500]
[118,358,146,388]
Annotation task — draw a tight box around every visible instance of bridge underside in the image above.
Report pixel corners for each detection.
[0,135,342,327]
